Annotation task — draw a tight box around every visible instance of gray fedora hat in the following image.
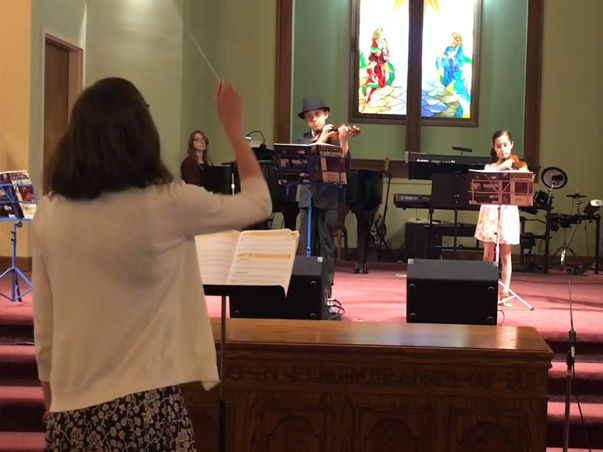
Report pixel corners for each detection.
[298,96,330,119]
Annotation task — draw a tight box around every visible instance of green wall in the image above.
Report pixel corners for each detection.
[182,0,277,167]
[537,0,603,259]
[85,0,185,177]
[292,0,527,160]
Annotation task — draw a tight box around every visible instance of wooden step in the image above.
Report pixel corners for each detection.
[0,346,37,384]
[0,432,44,452]
[548,361,603,401]
[0,386,44,432]
[547,401,603,449]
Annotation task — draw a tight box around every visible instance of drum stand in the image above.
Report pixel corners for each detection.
[551,193,586,273]
[551,226,578,271]
[494,205,534,310]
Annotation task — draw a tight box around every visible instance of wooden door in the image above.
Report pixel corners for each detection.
[43,40,70,192]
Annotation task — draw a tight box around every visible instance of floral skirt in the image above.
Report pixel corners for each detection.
[474,204,520,245]
[45,385,196,452]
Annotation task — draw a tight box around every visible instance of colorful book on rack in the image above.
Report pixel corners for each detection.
[273,143,347,185]
[0,170,37,220]
[195,228,300,294]
[468,169,534,207]
[0,189,16,219]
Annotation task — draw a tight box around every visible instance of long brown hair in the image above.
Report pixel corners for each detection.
[46,77,173,200]
[186,130,213,166]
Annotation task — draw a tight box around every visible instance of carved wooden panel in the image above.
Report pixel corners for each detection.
[182,319,552,452]
[263,409,325,452]
[359,411,423,452]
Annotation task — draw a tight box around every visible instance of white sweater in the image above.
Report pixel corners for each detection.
[32,177,272,412]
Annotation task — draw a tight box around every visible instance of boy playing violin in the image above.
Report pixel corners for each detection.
[295,96,351,300]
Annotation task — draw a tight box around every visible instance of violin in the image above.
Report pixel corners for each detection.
[499,154,528,170]
[312,124,362,143]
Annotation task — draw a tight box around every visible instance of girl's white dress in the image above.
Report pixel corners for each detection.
[474,164,520,245]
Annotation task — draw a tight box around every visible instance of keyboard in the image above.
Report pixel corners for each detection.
[393,194,431,209]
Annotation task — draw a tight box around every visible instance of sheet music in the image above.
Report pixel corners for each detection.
[468,169,534,207]
[228,229,299,294]
[195,231,240,286]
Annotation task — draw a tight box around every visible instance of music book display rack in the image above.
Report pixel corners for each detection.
[469,169,535,310]
[0,171,37,302]
[273,143,347,256]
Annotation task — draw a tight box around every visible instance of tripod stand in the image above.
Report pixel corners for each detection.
[552,193,587,272]
[0,221,33,302]
[551,225,579,271]
[0,180,36,302]
[494,205,534,310]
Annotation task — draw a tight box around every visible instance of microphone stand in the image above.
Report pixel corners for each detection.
[562,278,576,452]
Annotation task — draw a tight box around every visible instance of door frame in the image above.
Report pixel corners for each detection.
[40,29,85,190]
[42,30,85,118]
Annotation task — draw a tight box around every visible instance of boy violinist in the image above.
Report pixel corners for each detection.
[295,96,351,300]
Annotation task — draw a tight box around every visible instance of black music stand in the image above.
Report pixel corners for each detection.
[469,170,535,310]
[430,173,479,257]
[407,152,490,258]
[203,284,286,452]
[273,143,346,256]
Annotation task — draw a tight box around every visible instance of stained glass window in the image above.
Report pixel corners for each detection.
[351,0,480,125]
[356,0,409,116]
[421,0,476,119]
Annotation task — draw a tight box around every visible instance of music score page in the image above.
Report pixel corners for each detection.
[195,229,299,294]
[195,231,240,286]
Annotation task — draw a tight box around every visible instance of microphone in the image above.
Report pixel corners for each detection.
[452,146,473,153]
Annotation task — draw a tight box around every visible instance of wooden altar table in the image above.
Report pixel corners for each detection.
[181,318,553,452]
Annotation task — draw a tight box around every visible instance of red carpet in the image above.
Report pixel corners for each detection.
[1,267,603,451]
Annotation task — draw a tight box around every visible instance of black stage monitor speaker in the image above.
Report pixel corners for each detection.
[229,256,329,320]
[406,258,498,326]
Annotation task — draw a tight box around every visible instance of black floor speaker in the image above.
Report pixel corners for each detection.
[406,259,498,326]
[229,256,329,320]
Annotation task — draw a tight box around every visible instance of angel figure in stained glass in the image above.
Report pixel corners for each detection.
[435,32,472,117]
[360,28,396,109]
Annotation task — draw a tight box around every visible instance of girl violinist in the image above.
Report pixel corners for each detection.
[474,130,529,308]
